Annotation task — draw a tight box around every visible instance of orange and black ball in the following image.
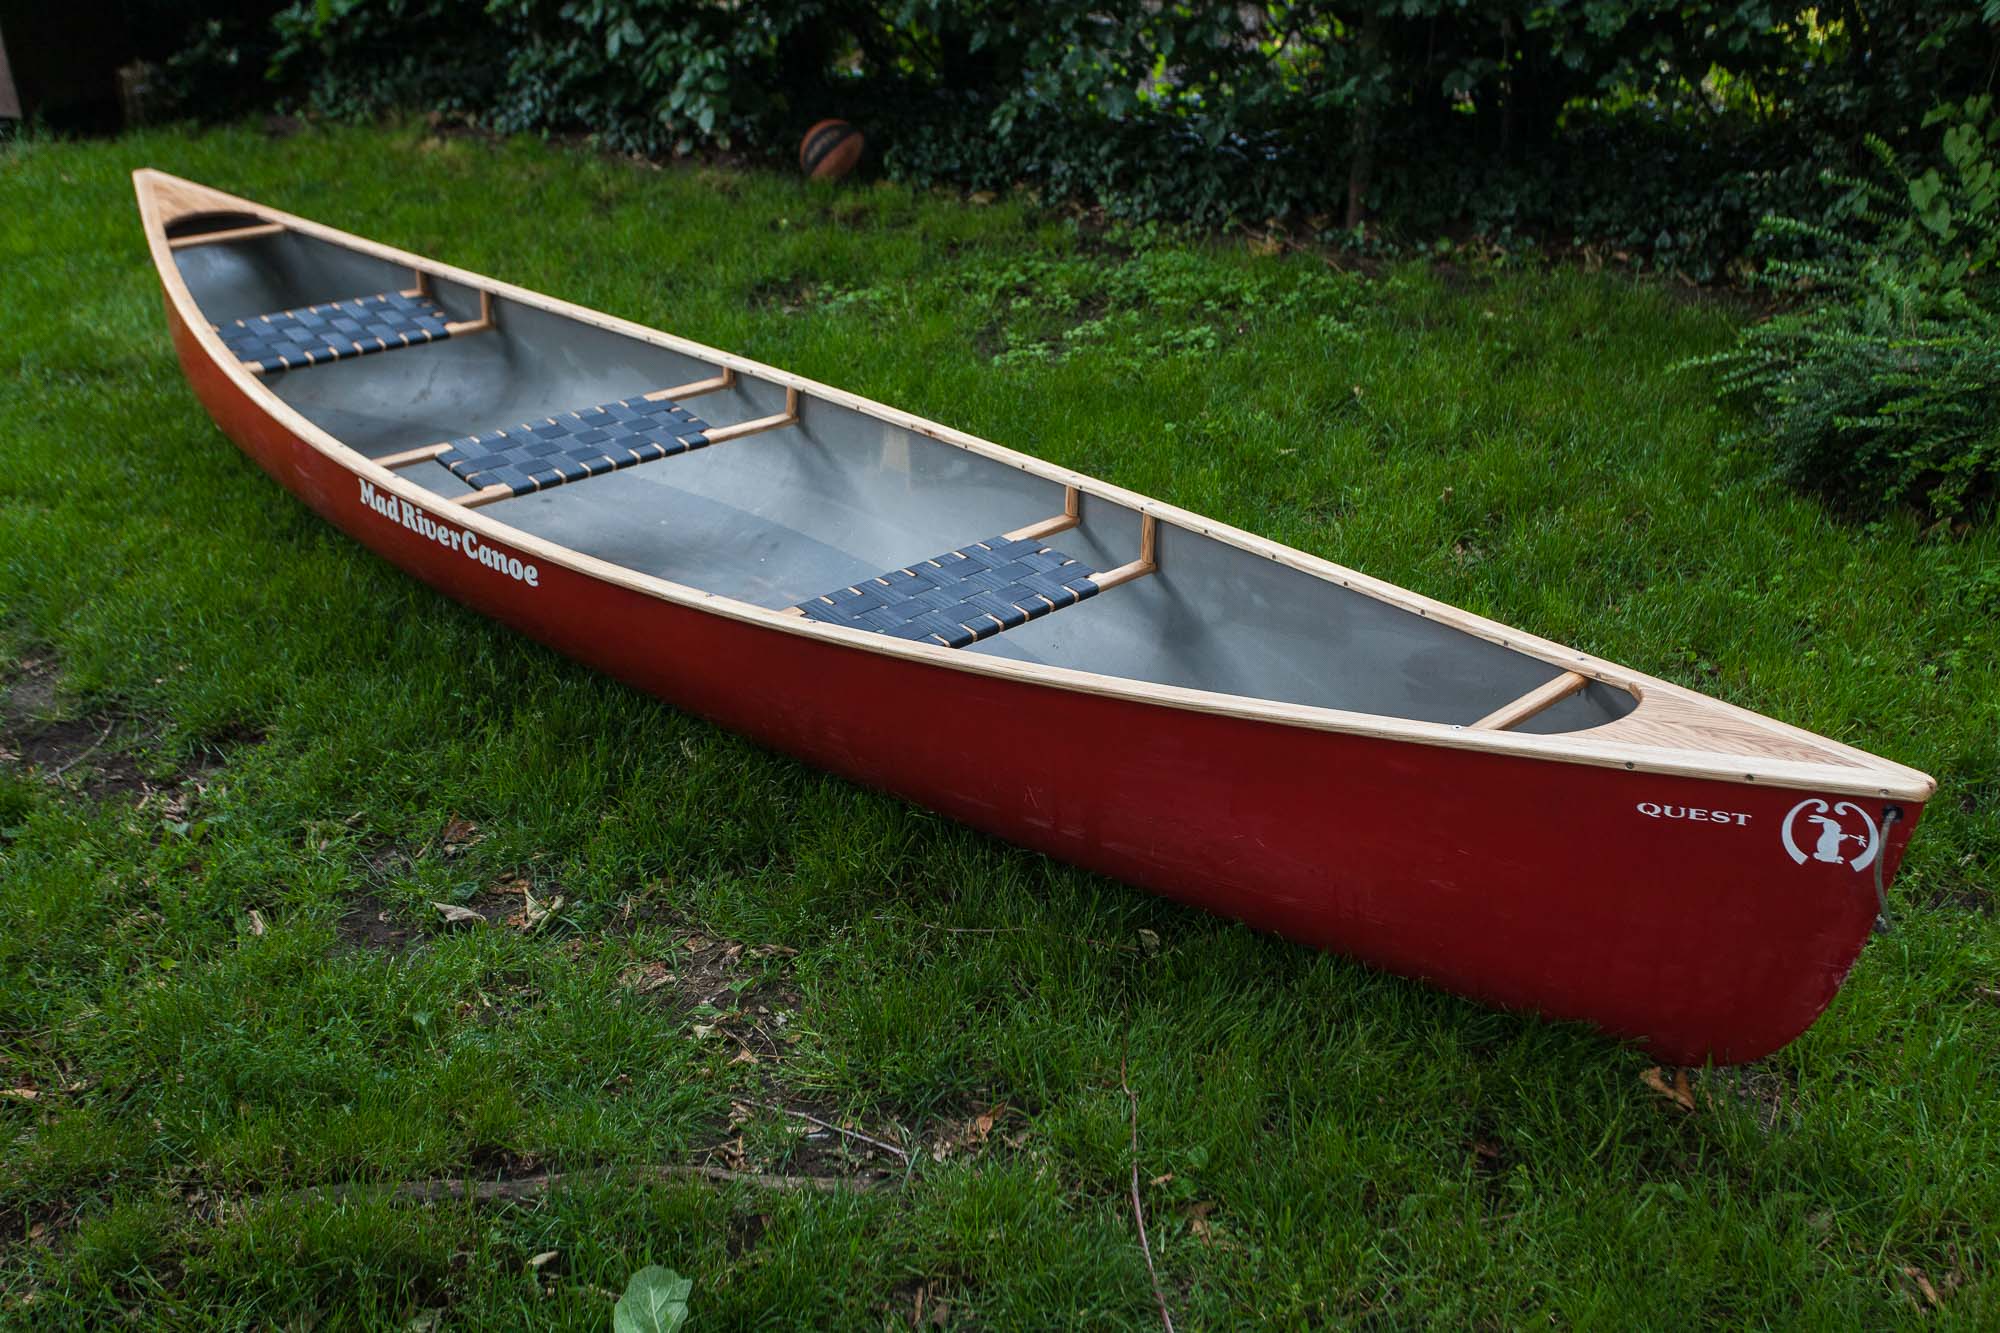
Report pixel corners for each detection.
[799,120,864,181]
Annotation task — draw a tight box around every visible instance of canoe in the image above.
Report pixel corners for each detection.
[134,169,1935,1064]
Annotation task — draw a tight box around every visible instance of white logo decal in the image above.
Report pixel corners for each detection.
[1780,799,1879,871]
[357,478,539,587]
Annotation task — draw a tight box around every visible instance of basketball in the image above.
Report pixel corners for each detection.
[799,120,864,181]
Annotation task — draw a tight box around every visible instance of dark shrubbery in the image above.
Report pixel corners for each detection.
[1699,99,2000,520]
[150,2,2000,281]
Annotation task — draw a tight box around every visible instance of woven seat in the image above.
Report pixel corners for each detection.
[437,396,714,499]
[795,535,1100,648]
[219,291,453,372]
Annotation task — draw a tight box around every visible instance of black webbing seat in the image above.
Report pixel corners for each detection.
[795,535,1101,648]
[218,291,454,373]
[437,396,714,499]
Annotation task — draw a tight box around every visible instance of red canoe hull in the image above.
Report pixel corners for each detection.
[164,297,1919,1065]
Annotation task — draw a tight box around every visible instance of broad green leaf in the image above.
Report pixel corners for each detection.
[1908,170,1942,212]
[614,1267,692,1333]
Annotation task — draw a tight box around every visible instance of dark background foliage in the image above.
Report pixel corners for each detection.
[8,1,1998,516]
[37,1,1992,280]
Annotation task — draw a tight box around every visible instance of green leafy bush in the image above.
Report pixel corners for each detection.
[221,3,2000,278]
[1698,98,2000,519]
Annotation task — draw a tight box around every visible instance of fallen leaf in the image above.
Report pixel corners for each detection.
[440,817,481,854]
[968,190,996,205]
[691,1024,718,1040]
[1186,1199,1216,1242]
[621,961,673,993]
[433,902,486,926]
[970,1104,1003,1143]
[730,1048,759,1065]
[1905,1264,1942,1308]
[0,1088,39,1101]
[1641,1066,1696,1112]
[528,1250,560,1271]
[513,889,563,933]
[1247,233,1283,257]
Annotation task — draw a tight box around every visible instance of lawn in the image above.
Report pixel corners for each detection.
[2,121,1997,1328]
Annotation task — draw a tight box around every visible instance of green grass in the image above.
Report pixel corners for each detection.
[2,120,1997,1327]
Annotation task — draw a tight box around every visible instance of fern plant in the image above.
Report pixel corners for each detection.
[1696,97,2000,520]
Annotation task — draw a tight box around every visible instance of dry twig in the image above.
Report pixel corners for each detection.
[1122,1049,1177,1333]
[300,1162,879,1207]
[748,1100,910,1164]
[49,718,118,779]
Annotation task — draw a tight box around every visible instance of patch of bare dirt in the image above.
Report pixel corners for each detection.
[880,1275,966,1329]
[2,656,146,799]
[747,274,821,314]
[615,924,1026,1184]
[337,891,422,954]
[1,656,264,803]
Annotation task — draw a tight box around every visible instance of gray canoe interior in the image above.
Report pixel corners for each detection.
[171,225,1638,733]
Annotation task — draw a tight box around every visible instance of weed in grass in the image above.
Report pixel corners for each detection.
[0,121,1997,1326]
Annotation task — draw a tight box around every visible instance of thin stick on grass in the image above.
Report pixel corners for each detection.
[1122,1047,1177,1333]
[874,912,1139,953]
[301,1162,879,1206]
[48,718,118,780]
[749,1100,911,1164]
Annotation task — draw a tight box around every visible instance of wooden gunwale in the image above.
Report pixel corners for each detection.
[133,170,1934,803]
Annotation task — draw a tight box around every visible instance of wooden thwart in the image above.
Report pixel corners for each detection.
[644,367,735,402]
[1472,671,1590,732]
[169,222,285,249]
[1004,487,1081,543]
[1090,513,1159,593]
[1006,494,1158,592]
[701,386,800,444]
[375,442,453,470]
[456,483,517,510]
[444,289,495,337]
[406,271,496,336]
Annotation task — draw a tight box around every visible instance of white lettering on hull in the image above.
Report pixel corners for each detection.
[357,478,539,587]
[1635,801,1752,826]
